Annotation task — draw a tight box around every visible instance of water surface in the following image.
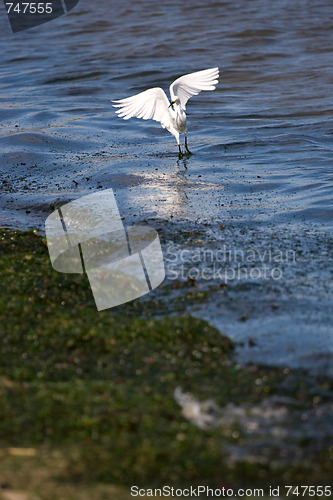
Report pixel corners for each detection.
[0,0,332,371]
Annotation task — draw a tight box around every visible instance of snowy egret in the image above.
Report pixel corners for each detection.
[112,67,219,157]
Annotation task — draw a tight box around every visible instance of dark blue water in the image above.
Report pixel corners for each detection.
[1,0,332,228]
[0,0,332,371]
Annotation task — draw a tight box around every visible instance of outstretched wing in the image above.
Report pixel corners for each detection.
[170,67,219,110]
[112,87,170,127]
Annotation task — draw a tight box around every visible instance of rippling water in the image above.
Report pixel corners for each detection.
[0,0,332,370]
[1,0,332,227]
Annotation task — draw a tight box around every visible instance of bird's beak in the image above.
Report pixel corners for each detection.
[169,99,177,108]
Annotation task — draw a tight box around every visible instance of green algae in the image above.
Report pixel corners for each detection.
[0,228,332,498]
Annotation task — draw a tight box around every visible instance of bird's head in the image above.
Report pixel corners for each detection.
[169,98,178,108]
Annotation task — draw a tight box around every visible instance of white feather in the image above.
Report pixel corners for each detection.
[170,67,219,110]
[112,67,220,154]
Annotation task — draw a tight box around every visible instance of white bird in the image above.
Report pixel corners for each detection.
[112,67,219,157]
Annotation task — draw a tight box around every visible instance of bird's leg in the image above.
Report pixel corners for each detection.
[175,133,183,158]
[184,131,192,155]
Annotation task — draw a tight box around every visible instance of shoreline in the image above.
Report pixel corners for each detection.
[0,227,332,498]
